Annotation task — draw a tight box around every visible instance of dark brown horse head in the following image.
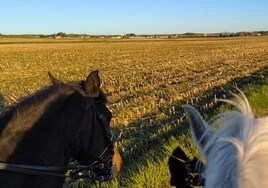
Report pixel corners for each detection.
[48,70,122,180]
[0,70,122,187]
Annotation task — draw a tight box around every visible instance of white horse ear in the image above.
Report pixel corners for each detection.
[182,105,213,149]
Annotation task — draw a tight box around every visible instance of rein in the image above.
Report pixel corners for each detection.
[0,143,115,181]
[0,160,111,182]
[0,161,67,178]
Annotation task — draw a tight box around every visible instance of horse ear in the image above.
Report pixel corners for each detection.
[182,105,213,149]
[48,72,62,85]
[171,146,189,161]
[84,70,101,97]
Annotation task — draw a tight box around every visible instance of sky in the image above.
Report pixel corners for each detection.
[1,0,268,35]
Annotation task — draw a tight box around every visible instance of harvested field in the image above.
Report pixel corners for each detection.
[0,37,268,187]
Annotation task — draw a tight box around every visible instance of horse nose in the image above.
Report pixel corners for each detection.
[112,143,122,177]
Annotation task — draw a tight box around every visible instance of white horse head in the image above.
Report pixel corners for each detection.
[183,92,268,188]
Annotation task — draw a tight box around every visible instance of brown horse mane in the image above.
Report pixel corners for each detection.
[0,84,71,131]
[0,81,107,131]
[0,80,108,162]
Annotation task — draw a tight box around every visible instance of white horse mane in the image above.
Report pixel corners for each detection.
[183,91,268,188]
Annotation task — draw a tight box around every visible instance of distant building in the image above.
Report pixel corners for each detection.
[55,36,63,39]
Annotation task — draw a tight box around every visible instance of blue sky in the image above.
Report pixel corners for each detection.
[1,0,268,35]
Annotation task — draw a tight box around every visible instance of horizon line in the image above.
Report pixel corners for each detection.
[1,30,268,36]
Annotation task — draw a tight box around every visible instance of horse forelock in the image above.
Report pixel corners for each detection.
[203,94,268,188]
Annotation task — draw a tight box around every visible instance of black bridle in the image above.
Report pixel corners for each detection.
[78,97,116,182]
[69,135,115,182]
[0,97,116,183]
[168,146,205,187]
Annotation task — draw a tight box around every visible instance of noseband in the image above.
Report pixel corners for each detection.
[70,136,115,182]
[0,97,116,184]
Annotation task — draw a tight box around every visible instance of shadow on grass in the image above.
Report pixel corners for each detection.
[81,66,268,187]
[0,93,5,113]
[114,65,268,187]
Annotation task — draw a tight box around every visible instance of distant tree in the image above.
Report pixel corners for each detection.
[56,32,67,37]
[260,31,268,36]
[39,34,48,38]
[125,33,136,37]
